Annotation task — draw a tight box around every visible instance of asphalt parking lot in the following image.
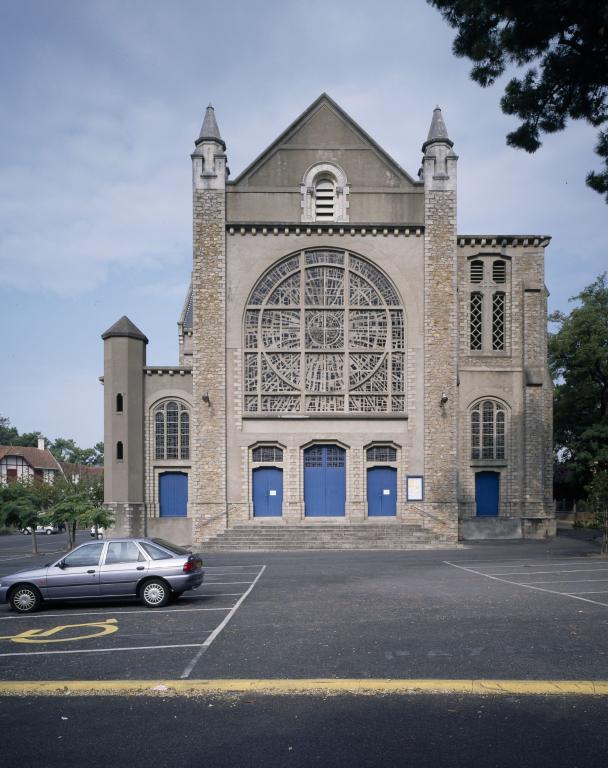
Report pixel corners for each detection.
[1,529,608,767]
[0,527,607,682]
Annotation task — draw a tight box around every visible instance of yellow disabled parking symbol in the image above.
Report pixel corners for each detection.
[0,618,118,644]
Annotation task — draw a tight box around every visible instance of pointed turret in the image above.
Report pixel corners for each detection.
[422,106,453,152]
[192,103,227,191]
[195,104,225,150]
[421,106,457,192]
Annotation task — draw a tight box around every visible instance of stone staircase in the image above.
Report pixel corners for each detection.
[203,523,457,551]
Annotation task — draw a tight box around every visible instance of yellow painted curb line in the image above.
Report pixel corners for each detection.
[0,679,607,696]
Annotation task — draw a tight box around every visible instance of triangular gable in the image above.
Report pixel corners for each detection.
[230,93,420,188]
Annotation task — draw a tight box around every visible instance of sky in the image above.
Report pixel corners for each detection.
[1,0,606,447]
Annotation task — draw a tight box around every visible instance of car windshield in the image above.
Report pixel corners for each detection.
[150,538,191,556]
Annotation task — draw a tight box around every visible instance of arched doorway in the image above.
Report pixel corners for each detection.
[304,445,346,517]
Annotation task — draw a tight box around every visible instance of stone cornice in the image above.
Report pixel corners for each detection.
[227,223,423,237]
[458,235,551,248]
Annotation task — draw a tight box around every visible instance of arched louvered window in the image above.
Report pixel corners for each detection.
[492,260,506,283]
[116,393,123,412]
[470,260,484,283]
[315,178,336,220]
[154,401,190,460]
[116,441,124,461]
[471,400,506,460]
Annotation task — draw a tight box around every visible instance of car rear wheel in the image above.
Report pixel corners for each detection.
[140,579,170,608]
[46,529,53,535]
[10,585,42,613]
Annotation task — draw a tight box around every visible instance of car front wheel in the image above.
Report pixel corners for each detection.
[140,579,170,608]
[10,585,42,613]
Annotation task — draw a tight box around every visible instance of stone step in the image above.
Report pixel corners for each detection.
[202,523,453,550]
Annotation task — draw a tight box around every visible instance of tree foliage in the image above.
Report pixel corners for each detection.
[549,273,608,496]
[0,415,103,466]
[428,0,608,200]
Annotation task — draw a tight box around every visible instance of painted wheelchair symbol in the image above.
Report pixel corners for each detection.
[0,618,118,644]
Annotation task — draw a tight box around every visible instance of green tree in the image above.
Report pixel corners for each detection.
[549,274,608,496]
[587,469,608,555]
[48,475,109,549]
[0,479,58,554]
[0,416,18,445]
[428,0,608,200]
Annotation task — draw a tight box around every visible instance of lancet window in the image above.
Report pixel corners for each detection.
[244,249,406,414]
[154,400,190,460]
[470,400,506,460]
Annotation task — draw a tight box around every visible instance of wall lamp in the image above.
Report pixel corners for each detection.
[202,392,211,406]
[440,392,448,408]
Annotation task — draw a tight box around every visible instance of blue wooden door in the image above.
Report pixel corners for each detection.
[253,467,283,517]
[304,445,346,517]
[367,467,397,517]
[159,472,188,517]
[475,471,500,516]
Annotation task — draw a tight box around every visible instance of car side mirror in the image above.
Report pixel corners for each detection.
[56,560,66,569]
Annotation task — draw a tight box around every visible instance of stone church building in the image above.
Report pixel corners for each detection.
[102,94,554,548]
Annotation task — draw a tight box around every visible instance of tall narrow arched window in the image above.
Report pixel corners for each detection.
[470,293,483,350]
[153,401,190,460]
[116,393,123,412]
[116,441,124,461]
[180,411,190,460]
[467,255,510,353]
[492,292,505,350]
[471,400,506,460]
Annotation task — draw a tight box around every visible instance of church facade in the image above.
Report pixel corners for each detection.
[102,94,555,547]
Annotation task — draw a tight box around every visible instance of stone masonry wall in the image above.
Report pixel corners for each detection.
[190,188,228,543]
[423,188,459,540]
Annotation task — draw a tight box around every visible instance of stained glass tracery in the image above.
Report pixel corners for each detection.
[244,250,406,414]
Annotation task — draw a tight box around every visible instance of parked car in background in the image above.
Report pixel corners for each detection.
[90,526,105,539]
[21,525,59,536]
[0,537,205,613]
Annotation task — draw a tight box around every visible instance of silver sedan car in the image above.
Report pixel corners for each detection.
[0,537,204,613]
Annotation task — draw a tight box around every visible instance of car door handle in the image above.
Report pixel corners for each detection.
[87,570,96,574]
[136,566,145,571]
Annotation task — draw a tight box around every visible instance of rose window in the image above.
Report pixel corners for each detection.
[244,249,405,414]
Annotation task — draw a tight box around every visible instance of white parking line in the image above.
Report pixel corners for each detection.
[205,573,261,577]
[523,578,608,585]
[196,581,254,585]
[0,606,235,621]
[444,561,608,609]
[0,640,212,659]
[487,568,608,577]
[180,565,266,679]
[568,590,608,595]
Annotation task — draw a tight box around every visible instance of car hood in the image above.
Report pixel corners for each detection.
[3,566,49,581]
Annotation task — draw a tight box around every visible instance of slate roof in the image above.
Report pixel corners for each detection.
[101,315,148,343]
[0,446,62,472]
[179,283,194,330]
